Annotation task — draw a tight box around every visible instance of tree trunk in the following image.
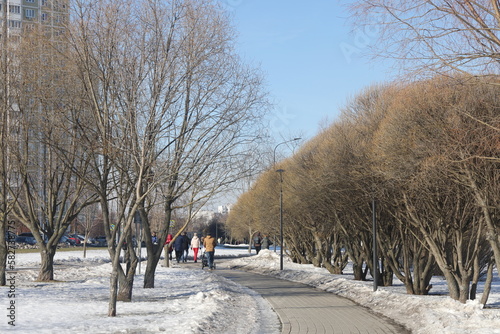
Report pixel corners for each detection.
[464,168,500,278]
[311,232,323,267]
[470,283,477,301]
[332,250,348,274]
[386,239,434,295]
[143,204,173,281]
[458,276,471,304]
[108,266,119,316]
[480,259,494,306]
[117,271,134,302]
[289,243,308,264]
[412,252,435,295]
[37,246,57,281]
[144,207,171,288]
[470,256,480,300]
[0,236,6,286]
[248,226,253,253]
[380,257,393,286]
[117,242,138,301]
[346,246,367,281]
[143,244,162,289]
[352,262,364,281]
[108,224,137,314]
[163,245,171,267]
[144,261,158,289]
[324,245,345,274]
[443,269,460,301]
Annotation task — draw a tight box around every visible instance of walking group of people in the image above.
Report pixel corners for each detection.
[172,231,193,263]
[162,231,217,270]
[161,230,270,270]
[252,233,272,254]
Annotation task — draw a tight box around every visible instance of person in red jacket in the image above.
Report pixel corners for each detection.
[164,234,173,260]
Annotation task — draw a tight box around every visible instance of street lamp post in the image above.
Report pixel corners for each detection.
[372,197,378,292]
[276,169,284,270]
[273,137,301,166]
[273,138,301,271]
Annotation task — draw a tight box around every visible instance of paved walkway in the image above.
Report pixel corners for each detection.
[214,268,410,334]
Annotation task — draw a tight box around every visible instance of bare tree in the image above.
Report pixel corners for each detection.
[79,203,100,258]
[67,0,268,315]
[5,27,97,281]
[349,0,500,79]
[67,0,148,315]
[367,77,497,302]
[132,0,267,289]
[0,0,14,286]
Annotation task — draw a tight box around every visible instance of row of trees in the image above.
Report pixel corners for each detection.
[228,0,500,306]
[227,75,499,304]
[0,0,268,316]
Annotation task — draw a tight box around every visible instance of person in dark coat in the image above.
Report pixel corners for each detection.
[253,233,262,254]
[181,231,190,262]
[173,234,185,263]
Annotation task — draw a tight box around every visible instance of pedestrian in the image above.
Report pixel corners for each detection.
[165,234,173,260]
[261,234,272,250]
[203,232,217,270]
[152,232,158,245]
[173,233,185,263]
[253,232,262,254]
[181,231,190,262]
[191,233,201,263]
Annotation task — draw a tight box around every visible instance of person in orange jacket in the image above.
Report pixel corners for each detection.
[203,232,217,270]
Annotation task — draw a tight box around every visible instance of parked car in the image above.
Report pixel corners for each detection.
[75,235,96,245]
[67,234,82,246]
[86,236,97,245]
[59,235,78,246]
[94,236,107,247]
[15,232,37,245]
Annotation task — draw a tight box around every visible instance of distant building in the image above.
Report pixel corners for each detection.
[193,210,215,222]
[217,205,231,215]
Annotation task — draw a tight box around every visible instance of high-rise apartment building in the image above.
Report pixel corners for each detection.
[1,0,68,38]
[0,1,70,232]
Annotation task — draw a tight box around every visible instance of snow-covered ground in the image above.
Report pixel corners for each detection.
[1,246,499,333]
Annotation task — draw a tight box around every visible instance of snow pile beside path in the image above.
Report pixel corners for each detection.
[3,249,278,334]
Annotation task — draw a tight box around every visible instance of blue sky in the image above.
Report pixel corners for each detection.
[220,0,395,141]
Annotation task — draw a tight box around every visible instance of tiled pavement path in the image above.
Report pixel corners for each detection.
[214,268,410,334]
